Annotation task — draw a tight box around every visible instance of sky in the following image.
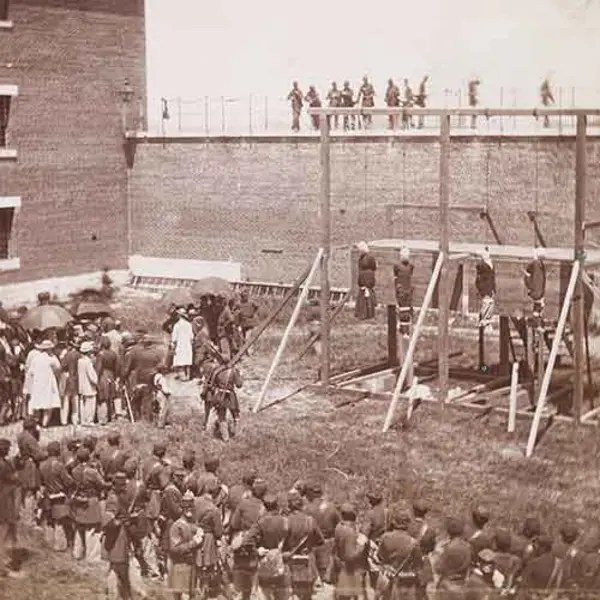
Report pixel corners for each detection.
[144,0,600,130]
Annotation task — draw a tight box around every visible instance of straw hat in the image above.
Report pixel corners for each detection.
[400,247,410,260]
[79,341,94,354]
[356,241,369,254]
[35,339,55,351]
[533,247,546,260]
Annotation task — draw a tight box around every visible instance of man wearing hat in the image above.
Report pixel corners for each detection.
[0,438,19,578]
[230,478,269,600]
[95,336,119,426]
[39,440,75,552]
[102,317,123,357]
[16,416,45,523]
[243,492,288,600]
[77,340,98,426]
[100,432,128,483]
[227,471,257,519]
[332,503,369,600]
[216,295,236,361]
[167,490,204,599]
[60,334,82,425]
[283,490,325,600]
[518,535,563,598]
[171,308,194,381]
[492,529,522,596]
[475,246,496,331]
[305,481,340,583]
[468,505,495,555]
[23,338,61,428]
[238,290,259,343]
[158,469,187,579]
[71,446,111,561]
[436,517,471,597]
[393,247,415,337]
[362,487,388,590]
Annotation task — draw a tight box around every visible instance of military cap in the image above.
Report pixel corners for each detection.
[560,523,580,544]
[0,438,10,452]
[182,490,195,505]
[340,503,357,519]
[287,489,303,509]
[413,500,429,517]
[107,431,121,445]
[242,471,257,486]
[153,442,167,456]
[173,468,187,479]
[76,447,90,462]
[263,494,278,510]
[390,506,412,531]
[122,458,138,477]
[47,441,61,456]
[522,516,542,539]
[204,455,219,472]
[23,415,37,429]
[494,529,513,552]
[446,516,465,537]
[366,488,383,503]
[478,549,496,564]
[252,478,268,498]
[308,481,322,496]
[113,472,127,483]
[82,435,97,450]
[67,437,82,451]
[472,505,490,525]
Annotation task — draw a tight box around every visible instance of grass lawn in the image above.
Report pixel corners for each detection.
[4,289,600,598]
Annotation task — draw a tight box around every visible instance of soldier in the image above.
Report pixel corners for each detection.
[357,76,375,129]
[465,548,497,598]
[64,437,82,475]
[245,493,289,600]
[332,503,368,600]
[39,441,75,552]
[193,478,229,599]
[523,247,547,330]
[553,522,587,593]
[517,535,563,599]
[102,317,123,358]
[102,472,134,599]
[152,364,172,429]
[384,79,401,130]
[511,516,542,566]
[468,505,495,555]
[409,500,436,590]
[304,481,340,584]
[238,290,259,344]
[436,517,472,597]
[283,490,325,600]
[377,506,426,600]
[415,75,429,129]
[304,85,322,131]
[230,478,268,600]
[0,438,19,578]
[181,449,198,495]
[402,78,414,129]
[100,432,128,483]
[159,469,186,579]
[16,415,45,523]
[196,455,221,498]
[394,247,415,337]
[287,81,303,132]
[468,78,481,129]
[71,446,110,562]
[215,296,236,361]
[168,490,205,600]
[95,336,119,425]
[492,529,522,596]
[82,434,103,476]
[60,335,81,425]
[203,360,243,441]
[227,471,256,520]
[362,487,388,590]
[540,78,555,128]
[475,247,496,331]
[326,82,342,130]
[340,81,356,131]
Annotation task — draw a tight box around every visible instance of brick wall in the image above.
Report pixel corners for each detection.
[0,0,145,284]
[129,136,600,299]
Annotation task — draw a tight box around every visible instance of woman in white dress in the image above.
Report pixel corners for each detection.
[171,308,194,381]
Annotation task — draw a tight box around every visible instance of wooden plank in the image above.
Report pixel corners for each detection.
[382,252,445,432]
[508,362,520,433]
[387,304,399,368]
[573,113,587,423]
[581,405,600,422]
[254,249,323,413]
[320,114,331,387]
[526,260,580,457]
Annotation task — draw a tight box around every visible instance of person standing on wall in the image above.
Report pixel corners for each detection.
[355,242,377,320]
[540,78,555,129]
[341,81,356,131]
[357,76,376,130]
[468,78,481,129]
[326,82,342,130]
[384,79,400,131]
[414,75,429,129]
[288,82,304,132]
[304,86,322,131]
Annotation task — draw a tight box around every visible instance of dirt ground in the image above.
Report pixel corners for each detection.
[3,290,600,599]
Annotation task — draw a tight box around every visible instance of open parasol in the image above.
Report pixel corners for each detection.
[191,277,233,300]
[74,301,113,318]
[160,287,196,309]
[21,304,74,331]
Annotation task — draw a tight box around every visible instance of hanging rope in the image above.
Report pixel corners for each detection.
[402,146,407,238]
[534,118,540,248]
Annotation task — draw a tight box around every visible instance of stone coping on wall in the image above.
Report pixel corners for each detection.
[126,127,600,145]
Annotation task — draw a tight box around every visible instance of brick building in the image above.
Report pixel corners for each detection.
[0,0,145,286]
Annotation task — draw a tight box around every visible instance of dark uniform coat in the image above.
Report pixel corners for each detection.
[437,538,472,598]
[475,261,496,298]
[141,456,170,520]
[0,456,18,525]
[306,498,340,578]
[102,490,134,564]
[524,259,546,301]
[95,348,119,404]
[193,494,223,569]
[39,455,75,521]
[71,462,108,525]
[333,521,367,597]
[168,516,200,594]
[16,429,44,491]
[230,496,266,534]
[283,510,324,585]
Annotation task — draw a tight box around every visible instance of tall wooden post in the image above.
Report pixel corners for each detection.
[573,113,587,423]
[438,113,451,408]
[319,112,331,388]
[387,305,398,368]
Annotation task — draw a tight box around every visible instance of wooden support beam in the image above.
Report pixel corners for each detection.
[438,112,451,410]
[449,264,463,312]
[387,304,399,368]
[526,260,580,457]
[508,361,520,434]
[499,317,511,375]
[461,264,470,316]
[254,249,323,413]
[320,113,331,388]
[573,113,588,423]
[382,252,445,432]
[581,405,600,422]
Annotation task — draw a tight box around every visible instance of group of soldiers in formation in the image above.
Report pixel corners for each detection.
[2,425,599,599]
[288,77,558,132]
